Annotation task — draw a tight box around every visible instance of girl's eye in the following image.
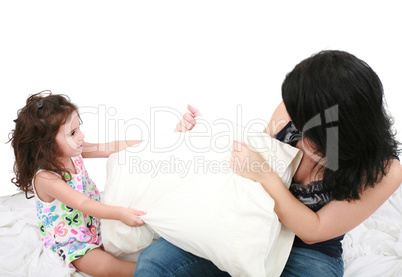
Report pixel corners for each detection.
[70,131,76,136]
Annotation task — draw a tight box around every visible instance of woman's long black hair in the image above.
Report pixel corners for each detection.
[282,50,400,201]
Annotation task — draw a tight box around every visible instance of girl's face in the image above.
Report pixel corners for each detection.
[55,111,85,158]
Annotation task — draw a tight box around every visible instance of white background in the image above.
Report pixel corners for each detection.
[1,1,401,196]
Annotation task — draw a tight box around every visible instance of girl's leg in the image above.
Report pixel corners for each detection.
[72,248,136,277]
[135,237,230,277]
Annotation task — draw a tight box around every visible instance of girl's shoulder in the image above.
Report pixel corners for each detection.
[35,169,62,180]
[34,170,62,203]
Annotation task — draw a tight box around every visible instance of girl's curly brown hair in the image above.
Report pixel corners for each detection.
[9,91,78,198]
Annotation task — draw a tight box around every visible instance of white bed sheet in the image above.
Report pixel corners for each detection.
[0,192,140,277]
[342,183,402,276]
[1,183,401,276]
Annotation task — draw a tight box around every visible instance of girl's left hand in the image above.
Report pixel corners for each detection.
[119,207,147,227]
[230,140,271,183]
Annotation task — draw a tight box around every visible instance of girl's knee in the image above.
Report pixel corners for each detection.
[73,248,134,277]
[73,256,113,277]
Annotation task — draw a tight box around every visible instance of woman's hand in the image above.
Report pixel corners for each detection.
[118,207,147,227]
[174,104,202,132]
[230,140,274,183]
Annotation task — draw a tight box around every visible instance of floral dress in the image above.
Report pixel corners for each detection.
[33,155,102,266]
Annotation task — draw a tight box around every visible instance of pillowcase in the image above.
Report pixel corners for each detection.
[101,118,302,277]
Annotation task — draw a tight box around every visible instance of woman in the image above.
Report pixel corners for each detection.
[134,50,402,276]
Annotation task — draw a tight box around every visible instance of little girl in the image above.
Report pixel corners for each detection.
[9,92,145,277]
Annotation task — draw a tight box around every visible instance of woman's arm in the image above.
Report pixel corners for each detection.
[82,140,142,158]
[231,141,402,244]
[268,159,401,244]
[34,171,146,227]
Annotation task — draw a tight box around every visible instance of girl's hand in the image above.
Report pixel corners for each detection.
[230,140,273,183]
[119,207,147,227]
[174,104,202,132]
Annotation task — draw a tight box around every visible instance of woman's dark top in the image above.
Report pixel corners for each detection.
[275,121,344,258]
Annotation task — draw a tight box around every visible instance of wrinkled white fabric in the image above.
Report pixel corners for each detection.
[0,193,83,277]
[0,192,143,276]
[102,119,303,277]
[343,183,402,277]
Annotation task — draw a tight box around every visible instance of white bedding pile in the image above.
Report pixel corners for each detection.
[2,187,401,276]
[1,185,401,277]
[0,193,82,277]
[342,183,402,276]
[0,193,139,277]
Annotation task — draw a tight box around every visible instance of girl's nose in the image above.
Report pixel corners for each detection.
[78,129,85,141]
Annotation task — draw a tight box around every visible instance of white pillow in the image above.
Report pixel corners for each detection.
[101,118,302,277]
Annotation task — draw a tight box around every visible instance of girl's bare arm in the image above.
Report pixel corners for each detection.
[82,140,142,158]
[34,171,145,227]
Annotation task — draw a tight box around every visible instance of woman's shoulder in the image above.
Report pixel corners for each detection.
[345,158,401,215]
[385,158,402,189]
